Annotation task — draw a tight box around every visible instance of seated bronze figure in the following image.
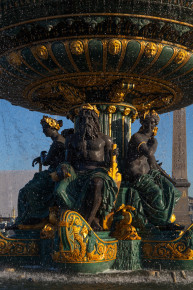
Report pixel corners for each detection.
[15,116,68,226]
[123,110,183,231]
[53,104,118,231]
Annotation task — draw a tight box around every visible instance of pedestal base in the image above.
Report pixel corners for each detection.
[113,240,141,270]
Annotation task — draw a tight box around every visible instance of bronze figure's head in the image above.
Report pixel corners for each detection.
[40,116,63,137]
[77,104,100,139]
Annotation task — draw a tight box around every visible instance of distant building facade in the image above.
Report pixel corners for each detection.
[0,170,36,217]
[189,196,193,223]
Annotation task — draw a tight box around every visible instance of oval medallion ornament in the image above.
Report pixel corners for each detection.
[108,40,122,55]
[8,52,22,66]
[175,50,188,64]
[70,41,84,55]
[144,43,158,58]
[35,45,49,60]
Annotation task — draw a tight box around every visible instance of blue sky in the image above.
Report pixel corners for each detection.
[0,99,193,196]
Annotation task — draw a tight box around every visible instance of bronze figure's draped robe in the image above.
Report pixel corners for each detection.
[125,170,181,227]
[55,163,118,220]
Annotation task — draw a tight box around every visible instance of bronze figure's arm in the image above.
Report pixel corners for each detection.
[137,136,158,170]
[103,134,114,169]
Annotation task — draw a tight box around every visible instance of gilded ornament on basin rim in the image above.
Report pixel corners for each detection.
[0,237,39,256]
[35,45,49,60]
[107,105,117,114]
[7,52,22,66]
[111,92,125,102]
[142,241,193,260]
[162,95,173,105]
[82,103,100,117]
[175,50,188,64]
[144,43,158,58]
[24,71,182,115]
[109,82,135,103]
[123,108,131,116]
[108,40,122,55]
[70,40,84,55]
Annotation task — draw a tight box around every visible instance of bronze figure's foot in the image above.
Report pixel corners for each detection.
[91,217,103,231]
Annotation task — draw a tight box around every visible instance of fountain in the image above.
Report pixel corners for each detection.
[0,0,193,274]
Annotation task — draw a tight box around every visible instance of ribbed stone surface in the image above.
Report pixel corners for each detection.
[113,240,141,270]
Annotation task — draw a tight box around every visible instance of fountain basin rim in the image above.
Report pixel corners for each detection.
[1,13,193,31]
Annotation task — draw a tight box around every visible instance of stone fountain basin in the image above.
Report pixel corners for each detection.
[0,0,193,115]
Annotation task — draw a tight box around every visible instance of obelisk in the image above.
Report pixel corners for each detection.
[172,108,191,226]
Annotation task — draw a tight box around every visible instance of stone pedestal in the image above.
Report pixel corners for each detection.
[173,180,190,226]
[113,240,141,270]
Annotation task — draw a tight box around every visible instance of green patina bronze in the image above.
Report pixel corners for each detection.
[142,224,193,270]
[16,170,55,225]
[125,170,181,228]
[52,210,118,273]
[113,240,141,270]
[55,163,118,219]
[15,116,67,226]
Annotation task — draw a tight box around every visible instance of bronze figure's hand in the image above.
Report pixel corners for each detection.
[40,151,47,158]
[32,157,41,167]
[56,165,71,181]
